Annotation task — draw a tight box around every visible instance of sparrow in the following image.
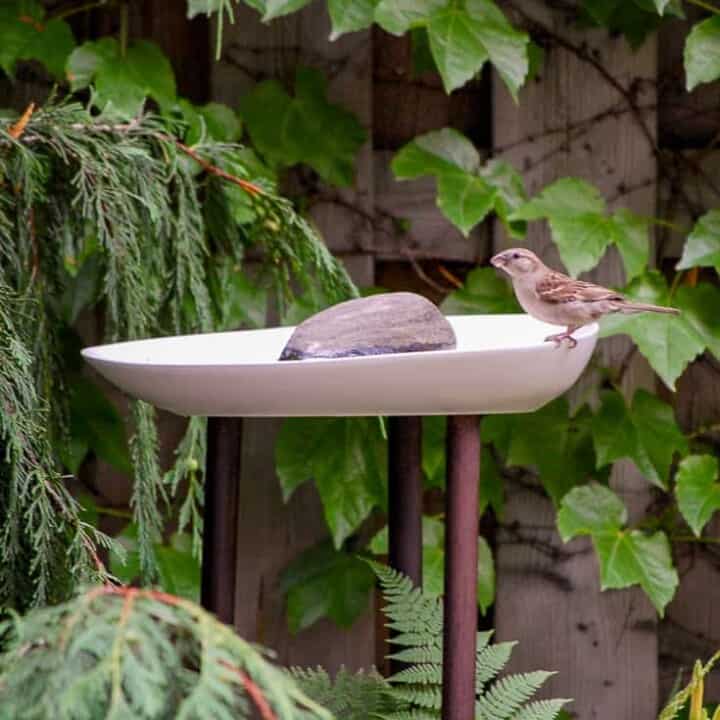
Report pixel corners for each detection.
[490,248,680,348]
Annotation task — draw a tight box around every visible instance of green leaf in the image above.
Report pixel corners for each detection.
[280,541,375,632]
[677,210,720,274]
[591,389,687,488]
[611,208,650,282]
[241,67,366,187]
[328,0,376,39]
[67,377,131,475]
[675,454,720,537]
[262,0,313,21]
[600,272,704,389]
[67,39,176,118]
[187,0,225,17]
[685,16,720,91]
[275,417,387,547]
[558,485,678,615]
[511,178,611,276]
[484,399,598,503]
[427,0,529,97]
[674,283,720,359]
[392,129,525,236]
[440,267,520,314]
[0,2,75,80]
[374,0,445,35]
[557,483,626,539]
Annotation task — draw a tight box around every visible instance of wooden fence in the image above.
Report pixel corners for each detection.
[9,1,718,718]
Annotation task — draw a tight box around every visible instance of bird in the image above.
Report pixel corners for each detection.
[490,248,680,348]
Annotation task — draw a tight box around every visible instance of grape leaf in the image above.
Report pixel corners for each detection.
[440,267,520,315]
[279,541,375,633]
[599,272,704,389]
[685,15,720,91]
[675,454,720,537]
[483,399,599,503]
[511,178,649,278]
[241,67,366,187]
[275,417,387,547]
[558,484,678,615]
[0,1,75,80]
[427,0,529,97]
[328,0,376,39]
[676,210,720,274]
[66,39,176,118]
[374,0,445,35]
[591,389,687,489]
[392,128,526,236]
[674,283,720,359]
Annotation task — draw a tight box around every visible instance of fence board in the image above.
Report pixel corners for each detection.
[492,2,660,717]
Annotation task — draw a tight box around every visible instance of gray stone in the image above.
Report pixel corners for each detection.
[279,292,456,361]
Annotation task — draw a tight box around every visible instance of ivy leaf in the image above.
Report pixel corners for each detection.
[241,67,366,187]
[479,159,528,238]
[374,0,445,35]
[675,455,720,538]
[67,39,176,118]
[328,0,376,39]
[440,267,520,315]
[676,210,720,274]
[392,129,525,236]
[591,390,687,488]
[685,16,720,91]
[279,541,375,633]
[558,484,679,615]
[275,417,387,547]
[600,272,704,389]
[483,398,598,503]
[427,0,529,97]
[0,2,75,80]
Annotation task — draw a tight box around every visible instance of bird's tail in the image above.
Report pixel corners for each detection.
[619,302,680,315]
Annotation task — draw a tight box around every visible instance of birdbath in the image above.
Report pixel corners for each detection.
[83,310,597,720]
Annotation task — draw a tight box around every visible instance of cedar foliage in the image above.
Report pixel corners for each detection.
[0,101,355,609]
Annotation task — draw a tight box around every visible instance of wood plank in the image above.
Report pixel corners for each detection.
[492,2,660,717]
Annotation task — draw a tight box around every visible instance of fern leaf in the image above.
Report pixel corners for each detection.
[476,642,516,686]
[511,698,571,720]
[389,647,443,665]
[389,664,442,685]
[391,685,442,710]
[476,671,555,720]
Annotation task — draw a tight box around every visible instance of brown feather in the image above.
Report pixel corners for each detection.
[535,272,623,305]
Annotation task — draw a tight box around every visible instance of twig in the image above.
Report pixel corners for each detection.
[220,660,278,720]
[8,103,35,140]
[687,0,720,14]
[437,264,464,289]
[52,1,112,21]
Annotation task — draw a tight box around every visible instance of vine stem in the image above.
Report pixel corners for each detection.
[687,0,720,14]
[52,1,112,21]
[673,535,720,544]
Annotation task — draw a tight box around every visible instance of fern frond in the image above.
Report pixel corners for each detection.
[476,671,555,720]
[511,698,571,720]
[391,685,442,710]
[390,664,443,685]
[476,642,516,686]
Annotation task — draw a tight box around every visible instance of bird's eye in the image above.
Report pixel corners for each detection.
[512,252,520,259]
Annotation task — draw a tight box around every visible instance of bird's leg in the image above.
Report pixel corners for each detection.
[544,325,579,349]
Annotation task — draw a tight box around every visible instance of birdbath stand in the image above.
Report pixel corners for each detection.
[83,313,597,720]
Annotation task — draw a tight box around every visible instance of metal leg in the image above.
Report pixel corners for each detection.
[388,416,423,587]
[201,417,243,624]
[442,415,480,720]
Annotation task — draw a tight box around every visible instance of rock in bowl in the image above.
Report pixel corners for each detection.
[279,292,456,361]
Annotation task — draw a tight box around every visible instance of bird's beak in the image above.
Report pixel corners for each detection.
[490,252,507,268]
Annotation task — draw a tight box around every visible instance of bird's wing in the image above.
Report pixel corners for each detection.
[536,272,624,304]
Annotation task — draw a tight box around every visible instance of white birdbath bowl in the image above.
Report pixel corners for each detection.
[82,313,598,720]
[82,315,597,417]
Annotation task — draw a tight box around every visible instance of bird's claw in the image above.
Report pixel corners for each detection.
[544,333,578,349]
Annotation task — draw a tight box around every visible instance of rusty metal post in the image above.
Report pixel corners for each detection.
[442,415,480,720]
[201,417,243,624]
[388,416,423,587]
